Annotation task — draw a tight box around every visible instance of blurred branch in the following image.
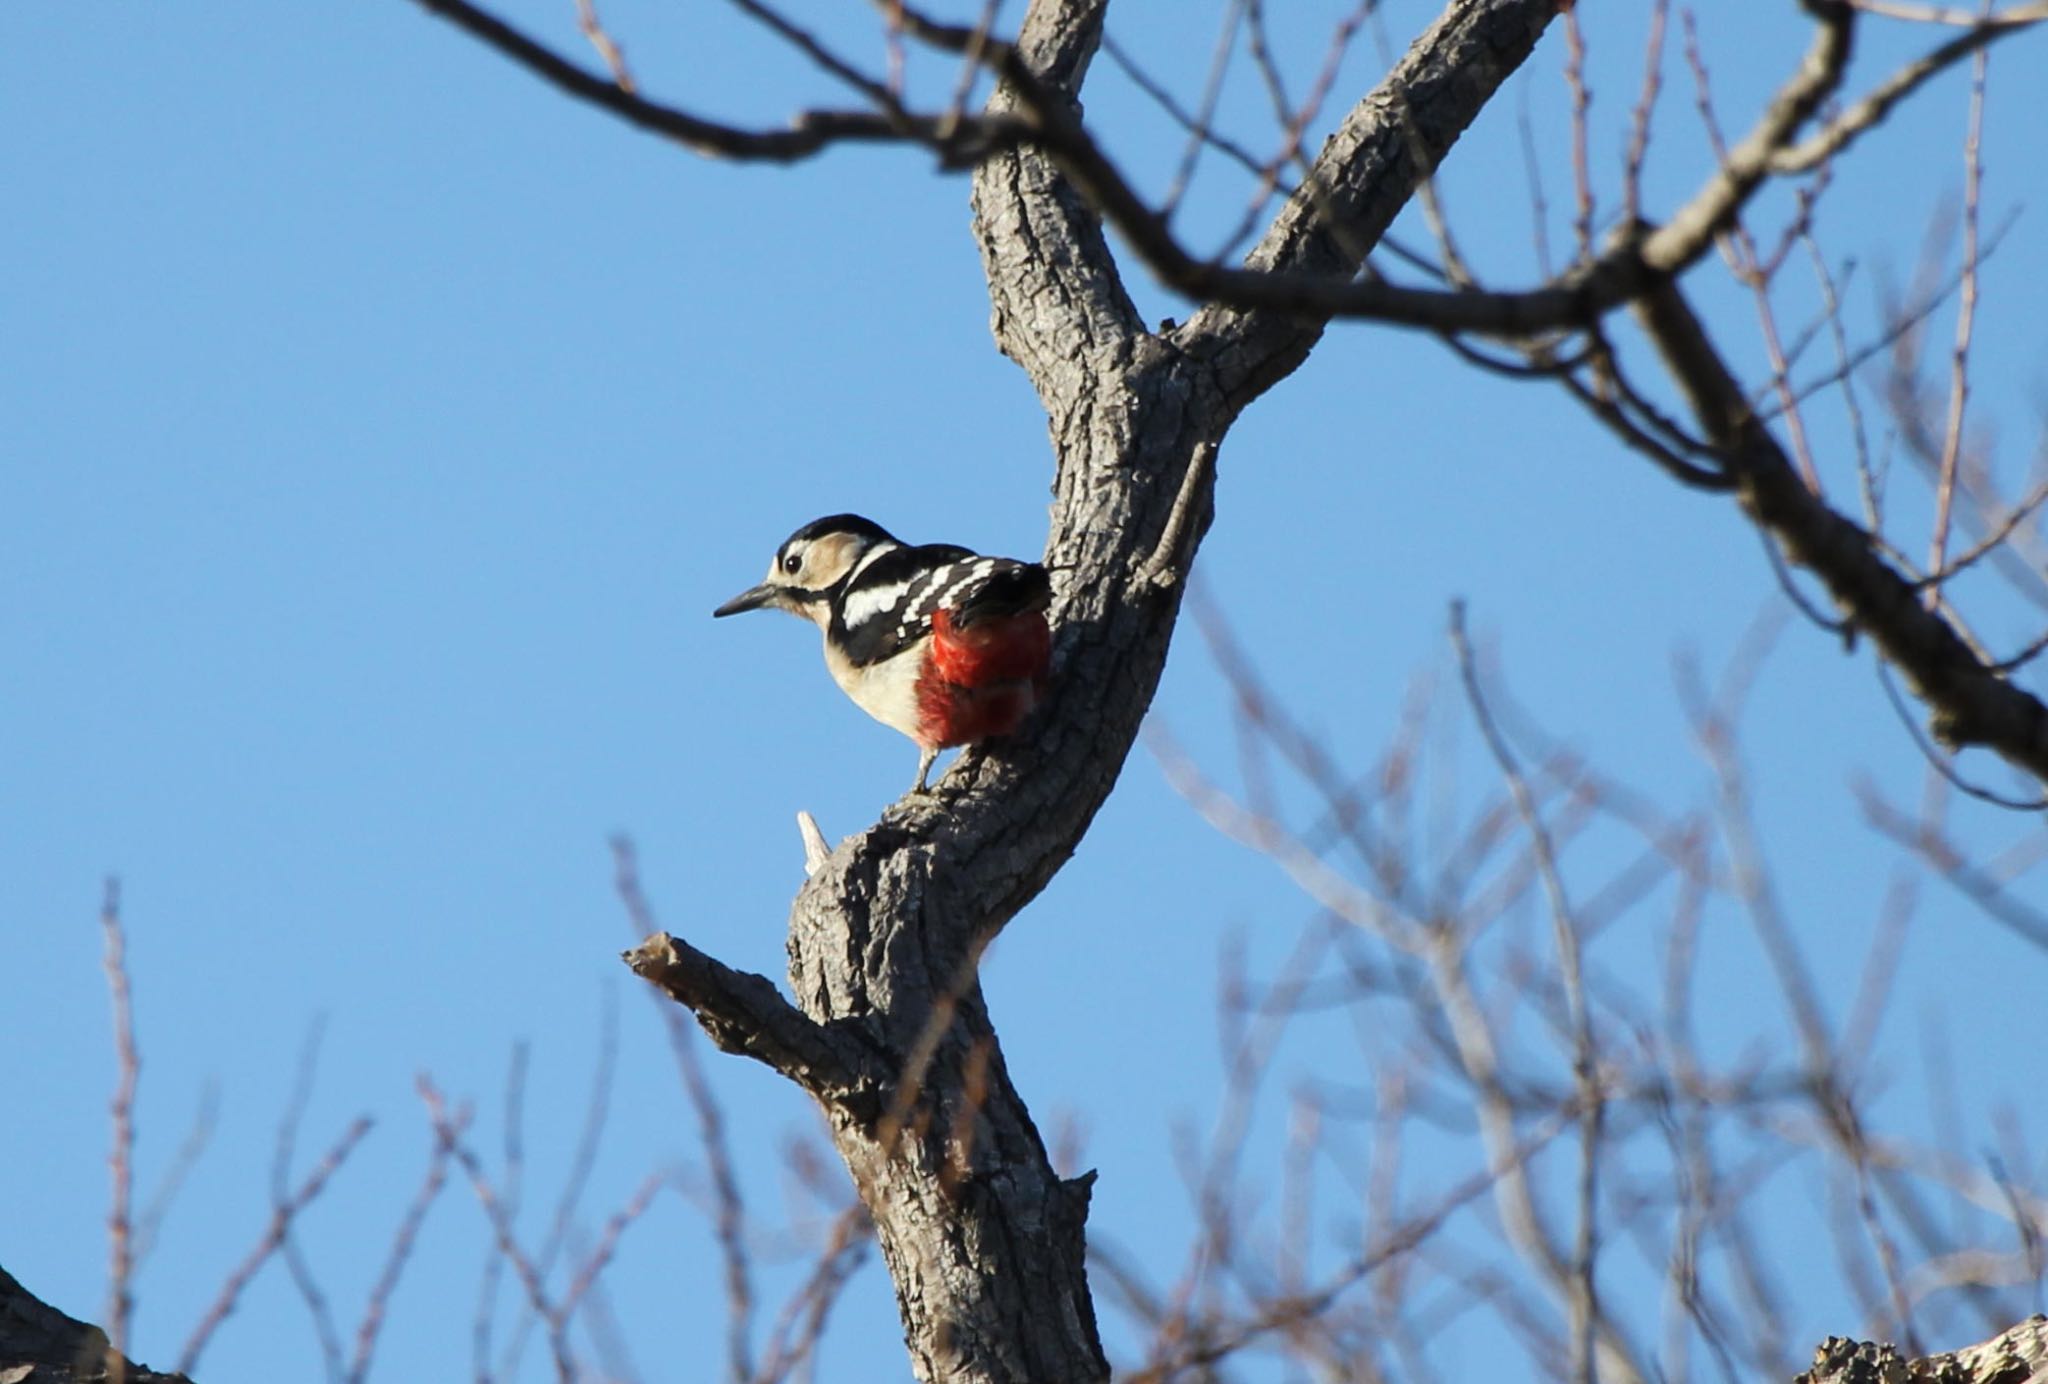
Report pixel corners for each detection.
[1773,3,2048,173]
[132,1084,218,1271]
[1139,598,2048,1378]
[573,0,634,91]
[611,837,760,1381]
[101,879,138,1384]
[499,991,621,1379]
[420,1077,668,1384]
[347,1106,466,1384]
[177,1115,375,1376]
[752,1204,874,1384]
[273,1021,345,1380]
[1858,782,2048,948]
[1922,31,1991,609]
[1452,603,1605,1384]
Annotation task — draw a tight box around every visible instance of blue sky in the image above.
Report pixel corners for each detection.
[5,2,2047,1380]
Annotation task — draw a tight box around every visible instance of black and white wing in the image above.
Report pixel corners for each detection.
[832,544,1043,667]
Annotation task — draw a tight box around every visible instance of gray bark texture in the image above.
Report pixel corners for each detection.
[1795,1317,2048,1384]
[0,1265,191,1384]
[632,1,1563,1379]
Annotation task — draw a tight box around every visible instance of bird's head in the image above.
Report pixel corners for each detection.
[712,514,898,625]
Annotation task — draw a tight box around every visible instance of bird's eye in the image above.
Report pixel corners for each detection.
[781,553,803,575]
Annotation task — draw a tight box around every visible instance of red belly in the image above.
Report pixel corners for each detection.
[915,609,1051,748]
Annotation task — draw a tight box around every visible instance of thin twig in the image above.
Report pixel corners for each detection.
[539,994,618,1279]
[1680,10,1824,494]
[1919,477,2048,590]
[557,1170,665,1322]
[275,1018,345,1382]
[1775,211,2015,417]
[1108,2,1251,219]
[473,1041,529,1384]
[1622,0,1670,226]
[133,1081,219,1269]
[754,1204,873,1383]
[1871,662,2048,813]
[1451,604,1604,1384]
[421,1076,575,1383]
[348,1105,469,1384]
[499,990,619,1379]
[614,836,756,1380]
[1560,4,1594,262]
[1518,82,1555,281]
[178,1115,376,1376]
[101,878,137,1384]
[1923,17,1990,608]
[1772,3,2048,173]
[938,0,1003,137]
[1800,238,1883,531]
[573,0,635,92]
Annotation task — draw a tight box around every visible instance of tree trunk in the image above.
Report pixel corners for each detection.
[631,1,1562,1378]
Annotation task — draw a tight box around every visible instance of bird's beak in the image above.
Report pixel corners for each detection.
[713,583,778,618]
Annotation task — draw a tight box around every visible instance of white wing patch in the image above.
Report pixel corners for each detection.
[836,553,1027,668]
[843,540,900,585]
[844,558,999,640]
[920,559,999,620]
[841,579,912,629]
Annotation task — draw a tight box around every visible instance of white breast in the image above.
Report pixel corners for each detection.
[822,631,931,745]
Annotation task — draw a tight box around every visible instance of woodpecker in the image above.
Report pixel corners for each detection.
[713,514,1054,793]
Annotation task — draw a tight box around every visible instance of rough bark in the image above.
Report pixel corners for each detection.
[1797,1317,2048,1384]
[0,1265,192,1384]
[629,1,1563,1379]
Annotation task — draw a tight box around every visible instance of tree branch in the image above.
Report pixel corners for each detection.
[400,0,2048,1378]
[408,0,1027,165]
[1180,0,1563,390]
[402,0,2048,360]
[1632,279,2048,779]
[1773,2,2048,173]
[623,933,878,1106]
[968,0,1147,393]
[0,1263,193,1384]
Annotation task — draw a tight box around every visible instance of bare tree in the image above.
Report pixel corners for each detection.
[401,0,2048,1378]
[1109,599,2048,1382]
[10,0,2048,1380]
[8,653,2048,1382]
[606,4,1564,1378]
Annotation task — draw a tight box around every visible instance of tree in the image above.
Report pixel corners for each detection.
[7,0,2047,1380]
[407,0,2047,1377]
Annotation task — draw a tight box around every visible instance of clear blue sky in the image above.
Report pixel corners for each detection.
[5,2,2046,1380]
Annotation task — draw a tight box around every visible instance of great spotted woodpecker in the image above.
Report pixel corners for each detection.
[713,515,1053,793]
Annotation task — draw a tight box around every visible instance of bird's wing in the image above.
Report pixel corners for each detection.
[833,543,979,667]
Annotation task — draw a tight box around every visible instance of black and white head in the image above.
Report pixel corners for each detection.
[712,514,900,625]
